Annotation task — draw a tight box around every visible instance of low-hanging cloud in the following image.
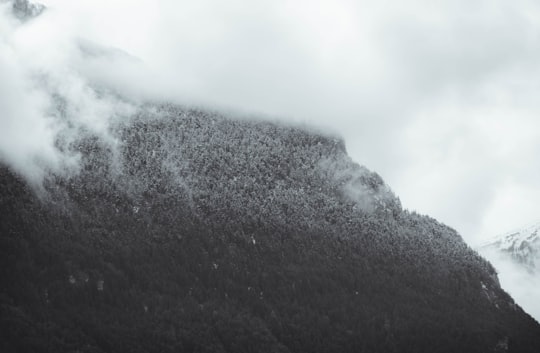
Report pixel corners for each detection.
[0,1,140,183]
[0,0,539,243]
[481,248,540,322]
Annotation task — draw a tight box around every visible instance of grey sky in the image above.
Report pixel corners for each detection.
[1,0,539,244]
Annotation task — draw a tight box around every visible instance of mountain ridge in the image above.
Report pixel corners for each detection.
[479,221,540,274]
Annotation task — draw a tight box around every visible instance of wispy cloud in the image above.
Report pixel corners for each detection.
[481,248,540,321]
[1,0,539,242]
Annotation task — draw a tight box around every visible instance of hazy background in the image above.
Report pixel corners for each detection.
[481,246,540,321]
[1,0,539,245]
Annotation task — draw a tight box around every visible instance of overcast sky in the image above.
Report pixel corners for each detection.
[1,0,539,244]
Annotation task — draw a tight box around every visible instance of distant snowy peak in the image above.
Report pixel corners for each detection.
[480,222,540,273]
[77,39,143,63]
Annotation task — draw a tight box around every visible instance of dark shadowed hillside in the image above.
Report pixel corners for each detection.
[1,104,539,353]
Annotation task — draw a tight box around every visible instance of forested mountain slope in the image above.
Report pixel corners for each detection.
[1,104,539,353]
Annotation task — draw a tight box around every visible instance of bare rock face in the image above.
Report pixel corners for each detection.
[11,0,45,21]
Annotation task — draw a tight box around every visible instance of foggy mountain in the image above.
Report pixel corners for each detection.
[478,222,540,322]
[2,1,540,352]
[480,222,540,274]
[1,104,540,353]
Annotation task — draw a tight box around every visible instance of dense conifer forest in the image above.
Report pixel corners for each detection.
[1,105,540,352]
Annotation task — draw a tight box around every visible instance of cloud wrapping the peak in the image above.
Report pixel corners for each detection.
[0,1,139,182]
[0,0,539,245]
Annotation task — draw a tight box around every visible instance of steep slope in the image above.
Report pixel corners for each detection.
[1,104,540,353]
